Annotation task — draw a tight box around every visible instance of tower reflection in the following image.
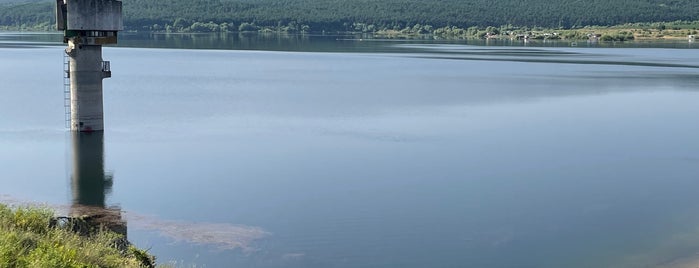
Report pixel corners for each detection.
[70,132,126,237]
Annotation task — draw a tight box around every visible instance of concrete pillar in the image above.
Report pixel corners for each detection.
[67,40,107,132]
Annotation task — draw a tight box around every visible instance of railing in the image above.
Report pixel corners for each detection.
[102,61,112,78]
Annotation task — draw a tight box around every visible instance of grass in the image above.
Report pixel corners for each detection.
[0,203,154,268]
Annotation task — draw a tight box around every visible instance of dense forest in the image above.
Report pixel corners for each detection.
[1,0,699,33]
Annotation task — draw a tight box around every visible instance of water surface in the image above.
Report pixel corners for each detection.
[1,33,699,267]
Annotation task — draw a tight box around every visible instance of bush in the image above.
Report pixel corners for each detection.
[0,204,153,268]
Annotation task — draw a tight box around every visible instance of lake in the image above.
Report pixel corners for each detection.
[1,32,699,267]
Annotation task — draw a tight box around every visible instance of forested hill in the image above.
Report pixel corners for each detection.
[2,0,699,32]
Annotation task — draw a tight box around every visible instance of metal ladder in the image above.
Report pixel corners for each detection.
[63,52,71,128]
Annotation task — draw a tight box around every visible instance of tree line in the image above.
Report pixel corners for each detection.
[1,0,699,33]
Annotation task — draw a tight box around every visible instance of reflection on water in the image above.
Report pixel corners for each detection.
[71,132,111,207]
[398,44,699,68]
[70,131,127,237]
[1,31,697,52]
[68,132,269,252]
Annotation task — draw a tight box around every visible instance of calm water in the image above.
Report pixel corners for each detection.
[1,33,699,267]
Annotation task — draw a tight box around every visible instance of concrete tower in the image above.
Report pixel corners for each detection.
[57,0,122,132]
